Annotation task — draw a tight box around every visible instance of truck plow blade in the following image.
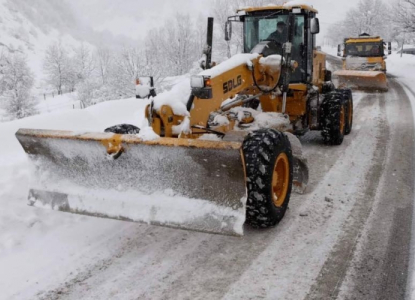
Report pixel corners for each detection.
[16,129,247,236]
[334,70,388,92]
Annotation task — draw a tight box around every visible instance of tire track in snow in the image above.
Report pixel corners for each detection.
[305,91,389,299]
[299,92,378,194]
[334,79,415,300]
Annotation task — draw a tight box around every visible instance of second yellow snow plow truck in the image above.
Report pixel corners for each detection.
[16,4,353,236]
[335,33,392,91]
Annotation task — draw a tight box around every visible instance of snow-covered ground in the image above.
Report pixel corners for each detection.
[324,44,415,300]
[387,52,415,300]
[1,45,415,299]
[0,96,149,299]
[35,92,82,115]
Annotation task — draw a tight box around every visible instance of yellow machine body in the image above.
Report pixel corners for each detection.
[16,5,337,236]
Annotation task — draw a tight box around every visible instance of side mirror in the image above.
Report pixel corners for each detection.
[337,44,342,57]
[388,42,392,55]
[225,21,232,41]
[135,76,155,99]
[310,18,320,34]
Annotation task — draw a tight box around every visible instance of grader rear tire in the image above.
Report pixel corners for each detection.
[321,92,346,145]
[242,129,293,228]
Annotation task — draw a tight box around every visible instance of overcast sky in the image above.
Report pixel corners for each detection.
[69,0,361,43]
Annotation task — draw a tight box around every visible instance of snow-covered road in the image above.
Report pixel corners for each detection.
[1,56,415,300]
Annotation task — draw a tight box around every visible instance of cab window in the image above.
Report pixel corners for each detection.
[244,14,305,82]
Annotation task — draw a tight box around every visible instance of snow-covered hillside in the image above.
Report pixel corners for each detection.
[0,0,94,85]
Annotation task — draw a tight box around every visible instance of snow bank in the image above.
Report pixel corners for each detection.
[0,96,153,298]
[387,53,415,80]
[35,92,81,115]
[383,51,415,300]
[387,52,415,300]
[0,96,148,242]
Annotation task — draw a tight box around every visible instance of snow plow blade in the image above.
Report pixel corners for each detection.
[334,70,388,92]
[15,129,247,236]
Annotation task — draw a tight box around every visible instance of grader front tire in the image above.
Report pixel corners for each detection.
[242,129,293,228]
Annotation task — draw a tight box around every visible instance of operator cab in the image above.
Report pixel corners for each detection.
[225,5,319,84]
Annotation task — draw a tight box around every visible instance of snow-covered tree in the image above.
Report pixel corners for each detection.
[95,47,112,85]
[159,14,200,75]
[73,43,95,84]
[109,46,144,98]
[389,0,415,50]
[392,0,415,33]
[43,41,72,94]
[326,0,391,45]
[0,51,37,119]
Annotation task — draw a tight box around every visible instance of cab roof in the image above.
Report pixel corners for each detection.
[345,36,382,44]
[237,4,318,14]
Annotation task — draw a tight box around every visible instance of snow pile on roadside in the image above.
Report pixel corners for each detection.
[0,96,152,298]
[387,53,415,81]
[0,97,148,244]
[385,52,415,300]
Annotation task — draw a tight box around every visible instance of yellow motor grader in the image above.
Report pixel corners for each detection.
[16,4,353,236]
[335,33,392,91]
